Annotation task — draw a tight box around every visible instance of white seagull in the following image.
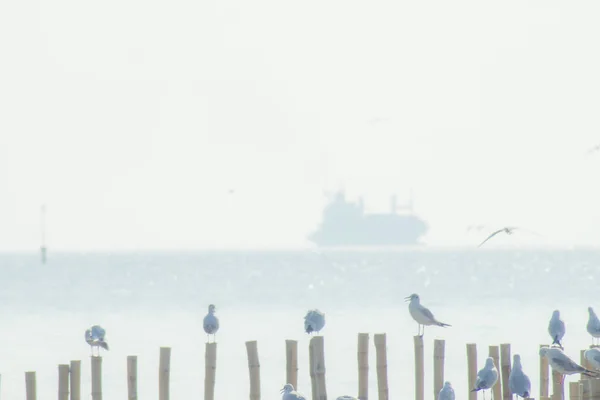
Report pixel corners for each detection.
[584,348,600,371]
[548,309,566,349]
[438,381,455,400]
[477,226,541,247]
[405,293,451,337]
[509,354,531,399]
[203,304,220,343]
[304,309,326,335]
[539,347,597,384]
[85,325,109,356]
[471,357,498,399]
[587,307,600,346]
[281,383,306,400]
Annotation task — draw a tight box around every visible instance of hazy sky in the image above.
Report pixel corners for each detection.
[1,0,600,251]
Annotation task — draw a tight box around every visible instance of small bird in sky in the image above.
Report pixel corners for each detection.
[477,226,541,248]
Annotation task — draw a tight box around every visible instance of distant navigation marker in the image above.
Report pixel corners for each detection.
[40,204,47,264]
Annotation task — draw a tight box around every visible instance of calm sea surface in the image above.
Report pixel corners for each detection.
[0,248,598,399]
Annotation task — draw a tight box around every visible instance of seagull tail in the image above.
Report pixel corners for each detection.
[552,335,561,346]
[99,341,109,351]
[470,388,480,393]
[523,391,530,398]
[438,322,451,327]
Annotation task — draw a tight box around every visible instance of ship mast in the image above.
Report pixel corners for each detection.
[40,204,47,264]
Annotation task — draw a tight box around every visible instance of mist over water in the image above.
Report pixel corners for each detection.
[0,249,598,399]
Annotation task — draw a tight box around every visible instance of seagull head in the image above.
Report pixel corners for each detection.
[484,357,495,369]
[552,310,560,319]
[443,381,452,388]
[208,304,216,313]
[280,384,294,394]
[404,293,419,303]
[589,306,596,316]
[513,354,522,368]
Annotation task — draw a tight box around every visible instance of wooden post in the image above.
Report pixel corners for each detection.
[25,371,36,400]
[91,356,102,400]
[358,333,369,400]
[246,341,261,400]
[127,356,138,400]
[551,370,563,400]
[204,343,217,400]
[586,378,600,400]
[374,334,388,400]
[500,344,511,400]
[159,347,171,400]
[309,336,327,400]
[285,340,298,390]
[70,361,81,400]
[489,346,502,400]
[414,336,424,400]
[59,364,70,400]
[540,345,549,399]
[467,344,477,400]
[433,339,445,399]
[569,382,581,400]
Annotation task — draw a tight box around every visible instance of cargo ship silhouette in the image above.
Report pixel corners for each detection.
[308,191,428,246]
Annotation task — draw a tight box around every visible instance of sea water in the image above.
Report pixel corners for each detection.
[0,248,598,399]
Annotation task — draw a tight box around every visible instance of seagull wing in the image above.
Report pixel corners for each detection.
[551,356,585,373]
[478,229,505,247]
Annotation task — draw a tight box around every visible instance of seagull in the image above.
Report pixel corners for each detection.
[203,304,219,343]
[548,310,566,349]
[478,227,518,247]
[405,293,451,337]
[584,348,600,371]
[539,347,597,385]
[438,381,455,400]
[509,354,531,399]
[304,309,326,334]
[587,307,600,346]
[281,383,306,400]
[85,325,109,356]
[471,357,498,400]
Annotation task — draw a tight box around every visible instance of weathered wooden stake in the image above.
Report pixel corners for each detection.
[159,347,171,400]
[551,370,563,400]
[70,360,81,400]
[489,346,502,400]
[25,371,36,400]
[127,356,138,400]
[467,343,477,400]
[414,335,424,400]
[358,333,369,400]
[540,345,549,399]
[309,336,327,400]
[91,356,102,400]
[204,343,217,400]
[433,339,445,398]
[569,381,581,400]
[285,340,298,389]
[374,333,388,400]
[59,364,70,400]
[500,344,511,400]
[246,341,261,400]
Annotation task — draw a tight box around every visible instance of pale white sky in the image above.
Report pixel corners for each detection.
[1,0,600,251]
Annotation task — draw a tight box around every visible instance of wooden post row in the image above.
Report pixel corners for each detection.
[58,364,70,400]
[374,333,389,400]
[286,339,298,390]
[205,343,217,400]
[246,341,261,400]
[414,336,424,400]
[489,346,502,400]
[358,333,369,400]
[433,339,445,399]
[127,355,138,400]
[25,371,36,400]
[91,356,102,400]
[70,360,81,400]
[309,336,327,400]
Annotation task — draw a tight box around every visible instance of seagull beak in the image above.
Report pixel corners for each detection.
[404,296,411,302]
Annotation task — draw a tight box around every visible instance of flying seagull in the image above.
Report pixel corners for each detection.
[478,226,541,247]
[405,293,451,337]
[85,325,109,356]
[281,383,307,400]
[304,309,326,335]
[548,309,566,349]
[203,304,220,343]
